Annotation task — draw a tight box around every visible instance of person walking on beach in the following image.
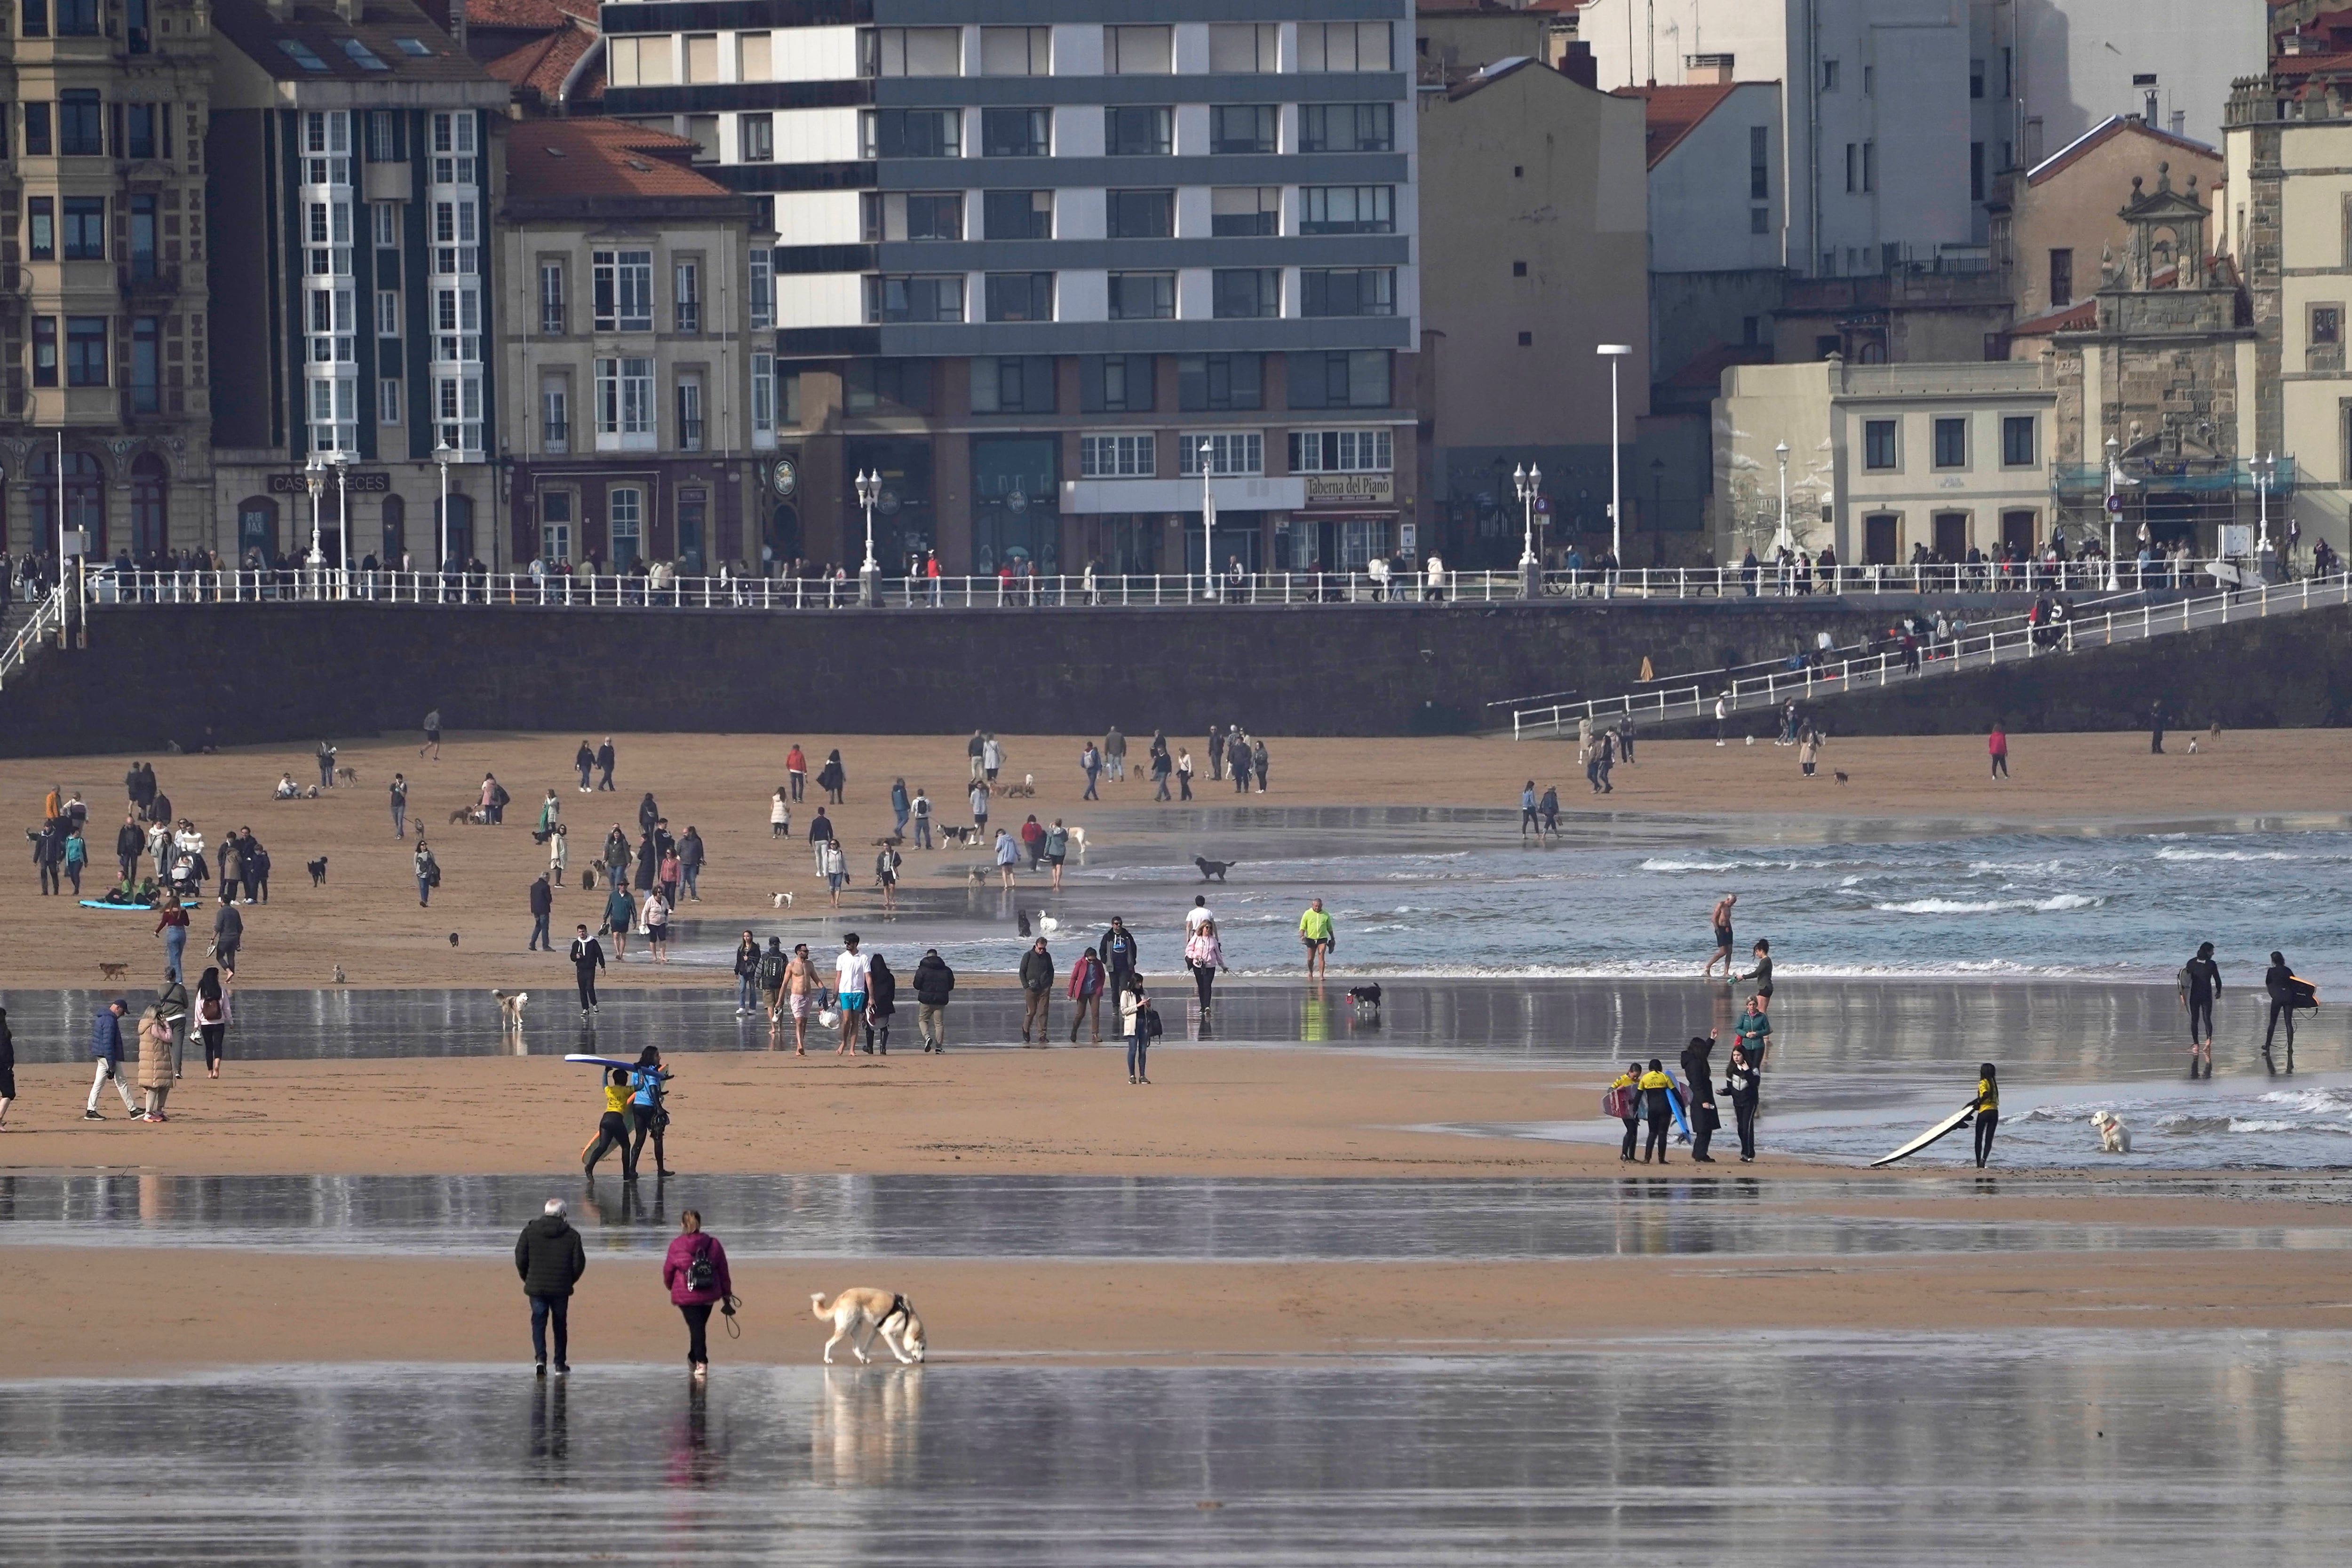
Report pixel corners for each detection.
[212,899,242,981]
[643,887,671,964]
[787,743,807,802]
[1176,748,1195,800]
[595,738,617,792]
[1043,820,1070,890]
[914,948,955,1053]
[993,828,1020,889]
[419,709,442,760]
[1299,898,1335,979]
[1081,741,1103,801]
[1607,1061,1643,1161]
[1121,981,1161,1084]
[1969,1063,2000,1167]
[575,741,595,792]
[1681,1033,1719,1162]
[662,1210,733,1378]
[781,943,821,1054]
[601,879,635,962]
[1185,918,1227,1020]
[1701,893,1737,979]
[2148,700,2167,756]
[570,925,605,1016]
[413,840,440,908]
[1988,722,2010,780]
[864,953,898,1054]
[389,774,409,838]
[832,935,872,1056]
[1105,726,1128,784]
[1019,937,1056,1044]
[807,806,836,875]
[1799,727,1821,781]
[1539,784,1560,836]
[1520,782,1539,837]
[2264,950,2306,1068]
[1637,1058,1676,1164]
[516,1197,587,1375]
[583,1066,638,1180]
[548,823,569,888]
[1736,939,1774,1002]
[1098,917,1141,994]
[2179,941,2222,1077]
[1066,946,1107,1044]
[1733,993,1772,1078]
[194,969,230,1078]
[818,750,847,805]
[912,787,932,850]
[733,933,761,1014]
[771,787,792,839]
[528,874,553,952]
[1713,694,1728,746]
[983,735,1004,784]
[1724,1044,1760,1162]
[969,780,991,843]
[132,1002,175,1122]
[84,999,137,1119]
[0,1006,14,1130]
[629,1047,673,1177]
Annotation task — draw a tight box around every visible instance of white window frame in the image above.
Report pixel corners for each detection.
[1178,432,1263,477]
[1288,428,1394,474]
[1080,432,1156,478]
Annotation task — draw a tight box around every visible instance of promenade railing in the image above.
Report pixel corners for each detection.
[76,556,2257,610]
[1510,572,2352,739]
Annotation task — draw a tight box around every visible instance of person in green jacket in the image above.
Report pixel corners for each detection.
[602,879,636,961]
[1733,993,1772,1082]
[1298,898,1335,979]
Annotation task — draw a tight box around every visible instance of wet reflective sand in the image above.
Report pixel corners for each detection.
[6,1339,2351,1564]
[7,1172,2348,1259]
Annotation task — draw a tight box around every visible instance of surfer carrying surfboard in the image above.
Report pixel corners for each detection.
[1605,1062,1644,1162]
[2264,951,2319,1068]
[1970,1063,1999,1168]
[1637,1059,1679,1164]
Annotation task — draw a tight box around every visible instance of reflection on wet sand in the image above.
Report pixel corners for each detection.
[6,1340,2352,1564]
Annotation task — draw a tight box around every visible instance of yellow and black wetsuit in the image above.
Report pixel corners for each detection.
[1971,1076,1999,1168]
[1637,1069,1676,1164]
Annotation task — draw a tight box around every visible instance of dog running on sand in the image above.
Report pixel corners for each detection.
[307,856,330,887]
[1833,771,1851,786]
[1347,984,1383,1014]
[810,1289,928,1364]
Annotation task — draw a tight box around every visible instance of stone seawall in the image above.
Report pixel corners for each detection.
[0,594,2335,755]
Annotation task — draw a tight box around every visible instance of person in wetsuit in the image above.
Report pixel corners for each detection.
[1969,1062,1999,1168]
[1608,1060,1644,1162]
[1736,939,1775,1003]
[2179,942,2221,1077]
[1638,1057,1677,1164]
[2264,950,2305,1068]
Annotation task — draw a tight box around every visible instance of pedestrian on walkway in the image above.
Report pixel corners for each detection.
[528,874,553,951]
[914,948,955,1052]
[570,925,605,1015]
[84,999,136,1119]
[516,1197,587,1375]
[1019,937,1055,1043]
[1185,918,1227,1020]
[1066,946,1106,1044]
[195,969,230,1078]
[662,1210,733,1378]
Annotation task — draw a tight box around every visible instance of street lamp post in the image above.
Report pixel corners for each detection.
[304,456,326,597]
[333,453,350,601]
[432,443,455,603]
[1512,463,1542,598]
[1198,439,1217,602]
[855,469,881,607]
[1597,345,1632,574]
[2254,451,2275,550]
[1773,441,1791,577]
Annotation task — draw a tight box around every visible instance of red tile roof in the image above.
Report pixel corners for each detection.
[483,19,599,107]
[1610,82,1739,169]
[2008,299,2098,336]
[504,118,735,203]
[467,0,596,25]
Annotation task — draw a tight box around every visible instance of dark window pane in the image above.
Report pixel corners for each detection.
[1105,106,1172,156]
[1177,353,1262,411]
[1106,189,1174,239]
[983,190,1051,239]
[1300,102,1392,153]
[984,272,1054,323]
[1212,269,1279,319]
[66,316,109,386]
[981,107,1050,157]
[1210,104,1276,154]
[1108,272,1174,320]
[60,90,104,156]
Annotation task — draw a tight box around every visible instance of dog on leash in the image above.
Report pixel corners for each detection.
[1348,984,1383,1014]
[1194,855,1235,882]
[810,1289,927,1364]
[307,856,329,887]
[492,990,528,1033]
[2090,1109,2132,1154]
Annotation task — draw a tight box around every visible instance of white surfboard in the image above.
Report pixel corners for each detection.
[1870,1104,1975,1167]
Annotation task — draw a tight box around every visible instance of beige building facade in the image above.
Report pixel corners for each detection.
[1998,115,2224,325]
[1715,357,2056,566]
[498,119,766,571]
[2,0,214,563]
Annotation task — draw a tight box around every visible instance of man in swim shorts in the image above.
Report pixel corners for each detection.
[1702,892,1738,980]
[833,934,872,1057]
[1298,898,1335,979]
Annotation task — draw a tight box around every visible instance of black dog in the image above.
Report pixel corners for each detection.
[1194,856,1235,882]
[1348,984,1383,1013]
[307,856,329,886]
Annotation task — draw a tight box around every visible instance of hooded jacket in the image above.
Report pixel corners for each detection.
[913,954,956,1006]
[1019,945,1055,992]
[663,1231,733,1307]
[515,1214,588,1298]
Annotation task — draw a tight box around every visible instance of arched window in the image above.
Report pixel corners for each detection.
[131,454,169,561]
[381,494,406,566]
[27,449,108,561]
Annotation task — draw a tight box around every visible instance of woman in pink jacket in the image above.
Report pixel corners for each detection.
[661,1210,734,1378]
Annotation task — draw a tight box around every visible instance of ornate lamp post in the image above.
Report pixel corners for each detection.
[855,468,881,607]
[1513,462,1542,598]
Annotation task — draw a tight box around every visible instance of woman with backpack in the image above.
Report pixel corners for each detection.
[662,1210,734,1378]
[194,967,231,1078]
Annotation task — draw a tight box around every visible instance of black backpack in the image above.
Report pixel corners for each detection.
[683,1239,717,1293]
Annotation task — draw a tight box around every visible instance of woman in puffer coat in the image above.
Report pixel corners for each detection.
[135,1003,175,1122]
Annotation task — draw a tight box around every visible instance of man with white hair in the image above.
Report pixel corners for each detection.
[514,1197,587,1376]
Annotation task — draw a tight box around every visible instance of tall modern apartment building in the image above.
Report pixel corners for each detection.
[3,0,215,562]
[602,2,1420,577]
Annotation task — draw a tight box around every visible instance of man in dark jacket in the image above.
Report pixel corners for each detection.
[1097,918,1141,992]
[574,741,595,792]
[569,925,605,1014]
[84,998,137,1118]
[515,1197,588,1375]
[528,875,553,951]
[1679,1034,1718,1163]
[913,948,955,1053]
[114,813,145,885]
[678,827,705,901]
[213,901,244,979]
[1018,938,1054,1043]
[595,737,617,792]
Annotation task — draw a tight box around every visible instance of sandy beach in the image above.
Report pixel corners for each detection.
[2,727,2345,991]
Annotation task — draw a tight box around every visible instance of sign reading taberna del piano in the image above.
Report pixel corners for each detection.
[1303,474,1395,505]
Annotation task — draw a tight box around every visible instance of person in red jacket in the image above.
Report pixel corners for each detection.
[1066,947,1107,1045]
[661,1210,734,1378]
[785,743,807,803]
[1987,722,2010,781]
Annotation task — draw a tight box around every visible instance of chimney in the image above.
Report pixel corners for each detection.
[1561,40,1597,91]
[1684,53,1735,86]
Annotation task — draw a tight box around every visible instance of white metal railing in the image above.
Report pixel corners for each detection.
[0,593,66,690]
[1511,571,2352,738]
[75,557,2256,611]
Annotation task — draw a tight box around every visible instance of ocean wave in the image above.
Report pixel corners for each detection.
[1873,893,2104,915]
[1638,858,1738,873]
[2155,847,2299,863]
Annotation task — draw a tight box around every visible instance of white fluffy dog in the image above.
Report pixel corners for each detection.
[492,990,528,1032]
[2090,1109,2132,1154]
[811,1289,927,1364]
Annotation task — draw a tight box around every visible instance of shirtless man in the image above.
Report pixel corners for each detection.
[1702,893,1738,980]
